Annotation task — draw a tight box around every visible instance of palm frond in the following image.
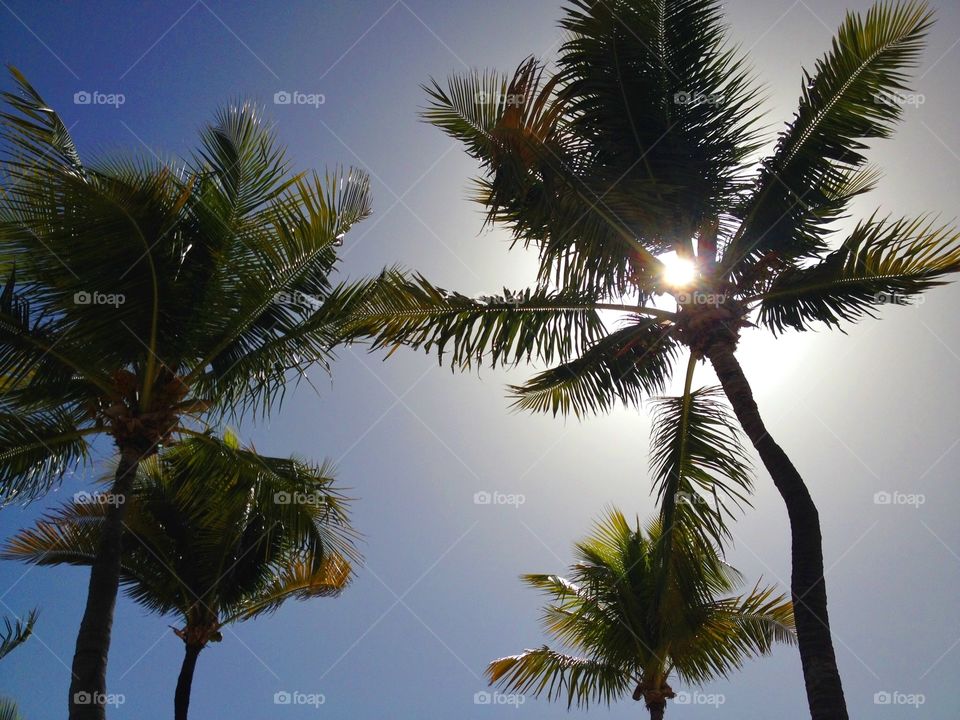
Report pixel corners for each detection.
[0,406,93,504]
[223,555,351,623]
[509,318,678,417]
[0,65,83,174]
[0,698,23,720]
[347,270,608,370]
[0,608,38,661]
[756,214,960,332]
[650,386,753,551]
[725,1,932,268]
[672,582,795,685]
[487,647,629,709]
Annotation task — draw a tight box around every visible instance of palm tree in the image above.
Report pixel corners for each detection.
[345,2,958,718]
[0,68,374,718]
[2,433,356,720]
[0,609,37,720]
[487,509,794,719]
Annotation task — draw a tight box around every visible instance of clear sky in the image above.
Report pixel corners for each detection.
[1,0,959,717]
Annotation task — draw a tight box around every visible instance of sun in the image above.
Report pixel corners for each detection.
[659,252,697,288]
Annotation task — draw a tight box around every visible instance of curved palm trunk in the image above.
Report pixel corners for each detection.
[174,644,203,720]
[68,448,140,720]
[706,343,848,720]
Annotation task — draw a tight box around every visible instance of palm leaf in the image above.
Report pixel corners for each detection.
[223,555,351,623]
[650,386,753,551]
[756,215,960,332]
[487,647,629,709]
[725,1,933,268]
[509,317,678,416]
[346,270,608,370]
[0,609,38,661]
[0,698,23,720]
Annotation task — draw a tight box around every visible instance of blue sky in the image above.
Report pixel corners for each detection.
[2,0,960,717]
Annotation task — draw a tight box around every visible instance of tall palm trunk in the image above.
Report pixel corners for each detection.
[174,644,203,720]
[68,448,140,720]
[706,343,848,720]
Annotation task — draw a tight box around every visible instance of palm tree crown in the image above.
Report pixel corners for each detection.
[2,433,357,719]
[0,67,373,502]
[487,509,794,719]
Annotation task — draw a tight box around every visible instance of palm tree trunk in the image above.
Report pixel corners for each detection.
[68,447,140,720]
[647,701,666,720]
[174,644,203,720]
[706,343,848,720]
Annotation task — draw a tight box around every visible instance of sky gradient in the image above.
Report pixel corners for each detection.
[1,0,959,717]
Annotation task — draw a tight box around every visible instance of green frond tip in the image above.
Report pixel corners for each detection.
[756,214,960,332]
[0,608,38,661]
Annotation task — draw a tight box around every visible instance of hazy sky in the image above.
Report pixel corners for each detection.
[1,1,959,718]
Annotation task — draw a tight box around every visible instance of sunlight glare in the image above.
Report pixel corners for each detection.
[659,252,697,288]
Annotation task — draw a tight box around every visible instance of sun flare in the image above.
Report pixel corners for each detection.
[659,253,697,288]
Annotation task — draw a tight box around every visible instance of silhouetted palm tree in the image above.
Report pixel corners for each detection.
[3,434,356,720]
[488,509,794,719]
[0,68,373,719]
[347,3,954,717]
